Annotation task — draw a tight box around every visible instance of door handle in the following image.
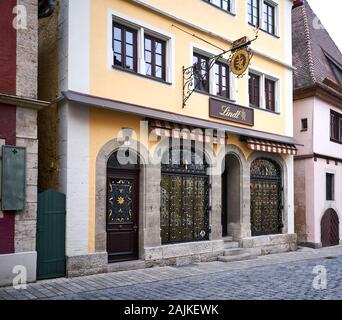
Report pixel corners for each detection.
[133,225,138,232]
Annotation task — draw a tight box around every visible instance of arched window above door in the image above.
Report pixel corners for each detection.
[107,149,140,170]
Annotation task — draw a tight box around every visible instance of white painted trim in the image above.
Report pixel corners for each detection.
[248,66,281,113]
[59,101,90,257]
[108,9,175,85]
[262,0,280,37]
[68,0,90,94]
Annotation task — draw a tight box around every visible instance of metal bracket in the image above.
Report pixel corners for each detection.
[182,30,259,107]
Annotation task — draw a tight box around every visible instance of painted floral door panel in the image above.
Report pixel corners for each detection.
[106,171,139,262]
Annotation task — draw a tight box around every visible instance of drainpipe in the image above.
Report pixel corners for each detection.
[38,0,57,19]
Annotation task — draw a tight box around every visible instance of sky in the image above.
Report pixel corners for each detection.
[307,0,342,51]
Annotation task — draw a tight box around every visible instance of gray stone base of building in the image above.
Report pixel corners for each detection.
[0,251,37,287]
[66,252,108,277]
[144,240,224,267]
[298,241,322,249]
[240,234,297,255]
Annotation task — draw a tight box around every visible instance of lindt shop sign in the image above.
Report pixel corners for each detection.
[209,98,254,126]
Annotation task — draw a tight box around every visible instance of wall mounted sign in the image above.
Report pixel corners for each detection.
[209,98,254,126]
[230,48,251,76]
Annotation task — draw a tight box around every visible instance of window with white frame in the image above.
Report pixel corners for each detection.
[204,0,236,14]
[247,0,279,36]
[248,70,279,113]
[192,49,235,101]
[112,16,172,83]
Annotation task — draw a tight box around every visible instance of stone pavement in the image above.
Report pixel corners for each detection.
[1,246,342,300]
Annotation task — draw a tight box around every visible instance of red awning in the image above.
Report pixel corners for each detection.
[147,119,227,145]
[246,138,297,155]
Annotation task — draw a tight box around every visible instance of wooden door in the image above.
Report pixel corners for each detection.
[106,170,139,262]
[321,209,339,247]
[36,190,66,280]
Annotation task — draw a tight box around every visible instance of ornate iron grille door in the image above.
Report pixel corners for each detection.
[161,146,210,244]
[250,158,282,236]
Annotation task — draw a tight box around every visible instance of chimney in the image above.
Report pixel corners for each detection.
[293,0,304,9]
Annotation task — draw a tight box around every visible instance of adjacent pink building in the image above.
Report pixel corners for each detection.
[293,0,342,248]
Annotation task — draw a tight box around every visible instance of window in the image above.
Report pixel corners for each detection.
[265,78,275,111]
[330,110,342,143]
[301,118,308,131]
[263,1,275,34]
[144,35,166,80]
[214,61,230,99]
[206,0,231,11]
[193,53,209,93]
[326,173,335,201]
[113,22,137,71]
[249,73,260,107]
[248,0,259,27]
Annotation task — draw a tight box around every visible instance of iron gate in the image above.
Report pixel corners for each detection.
[160,146,210,244]
[250,158,283,236]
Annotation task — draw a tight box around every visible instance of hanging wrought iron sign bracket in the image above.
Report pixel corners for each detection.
[182,30,259,108]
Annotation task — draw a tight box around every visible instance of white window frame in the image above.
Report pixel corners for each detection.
[190,43,236,101]
[108,10,175,85]
[246,0,279,37]
[248,67,280,113]
[205,0,236,15]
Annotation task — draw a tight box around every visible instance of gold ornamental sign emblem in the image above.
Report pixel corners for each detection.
[230,48,250,76]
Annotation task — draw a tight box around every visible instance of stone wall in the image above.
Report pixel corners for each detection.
[241,234,297,255]
[15,0,39,254]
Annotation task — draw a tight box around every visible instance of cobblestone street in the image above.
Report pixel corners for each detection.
[1,246,342,300]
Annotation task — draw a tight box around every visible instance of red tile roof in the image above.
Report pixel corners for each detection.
[292,0,342,89]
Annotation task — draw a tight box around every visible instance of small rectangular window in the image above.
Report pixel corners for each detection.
[248,0,259,27]
[301,118,308,131]
[249,73,260,108]
[326,173,335,201]
[193,53,209,93]
[265,78,275,111]
[330,110,342,143]
[206,0,231,12]
[214,61,230,99]
[113,22,137,72]
[144,35,166,81]
[263,1,275,34]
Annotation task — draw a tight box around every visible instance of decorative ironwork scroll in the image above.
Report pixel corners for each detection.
[250,158,283,236]
[183,29,258,107]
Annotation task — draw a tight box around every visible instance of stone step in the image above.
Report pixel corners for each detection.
[223,241,239,249]
[222,236,233,242]
[107,260,147,273]
[223,248,247,256]
[217,253,258,263]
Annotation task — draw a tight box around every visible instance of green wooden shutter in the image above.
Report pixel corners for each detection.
[1,146,26,211]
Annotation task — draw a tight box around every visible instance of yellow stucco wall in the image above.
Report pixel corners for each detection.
[87,0,291,252]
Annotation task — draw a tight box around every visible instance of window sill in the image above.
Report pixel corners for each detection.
[112,65,172,85]
[300,129,308,132]
[330,138,342,144]
[194,89,235,103]
[248,23,280,39]
[249,104,280,115]
[201,1,236,17]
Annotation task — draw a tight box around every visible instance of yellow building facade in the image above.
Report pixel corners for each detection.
[39,0,297,276]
